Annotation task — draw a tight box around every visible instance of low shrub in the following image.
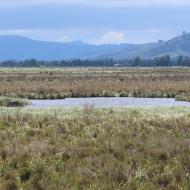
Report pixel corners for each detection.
[0,97,29,107]
[0,109,190,189]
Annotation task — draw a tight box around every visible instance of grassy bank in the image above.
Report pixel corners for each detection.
[0,97,29,107]
[0,107,190,189]
[0,67,190,100]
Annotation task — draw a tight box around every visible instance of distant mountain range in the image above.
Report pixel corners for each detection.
[0,32,190,60]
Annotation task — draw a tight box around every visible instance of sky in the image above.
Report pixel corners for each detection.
[0,0,190,44]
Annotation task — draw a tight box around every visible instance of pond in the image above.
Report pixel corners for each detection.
[27,97,190,108]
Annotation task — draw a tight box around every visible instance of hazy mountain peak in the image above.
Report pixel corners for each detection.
[0,33,190,60]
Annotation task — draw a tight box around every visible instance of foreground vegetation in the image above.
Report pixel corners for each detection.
[0,107,190,189]
[1,67,190,101]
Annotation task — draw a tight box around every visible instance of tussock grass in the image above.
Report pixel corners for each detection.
[0,108,190,189]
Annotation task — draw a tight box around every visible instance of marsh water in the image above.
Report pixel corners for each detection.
[27,97,190,108]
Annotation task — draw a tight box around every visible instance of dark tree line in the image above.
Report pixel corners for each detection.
[0,55,190,67]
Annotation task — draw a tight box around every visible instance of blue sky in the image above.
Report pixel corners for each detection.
[0,0,190,44]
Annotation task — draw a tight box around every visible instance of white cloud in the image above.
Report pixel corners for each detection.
[0,0,190,8]
[86,29,182,44]
[91,32,127,45]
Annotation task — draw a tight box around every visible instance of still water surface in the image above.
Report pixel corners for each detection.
[27,97,190,108]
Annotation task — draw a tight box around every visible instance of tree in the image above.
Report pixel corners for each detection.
[133,56,141,67]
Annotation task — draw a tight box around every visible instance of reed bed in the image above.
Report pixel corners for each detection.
[1,67,190,100]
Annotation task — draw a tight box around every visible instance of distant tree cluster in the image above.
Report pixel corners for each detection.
[0,55,190,67]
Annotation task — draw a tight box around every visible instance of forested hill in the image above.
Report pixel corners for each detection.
[0,32,190,61]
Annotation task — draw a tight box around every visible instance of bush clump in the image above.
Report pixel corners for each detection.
[0,97,29,107]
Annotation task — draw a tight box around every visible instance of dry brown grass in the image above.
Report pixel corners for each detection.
[1,67,190,99]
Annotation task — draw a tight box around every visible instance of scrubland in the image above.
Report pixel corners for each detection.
[0,107,190,189]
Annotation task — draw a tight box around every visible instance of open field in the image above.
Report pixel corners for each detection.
[1,67,190,100]
[0,107,190,189]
